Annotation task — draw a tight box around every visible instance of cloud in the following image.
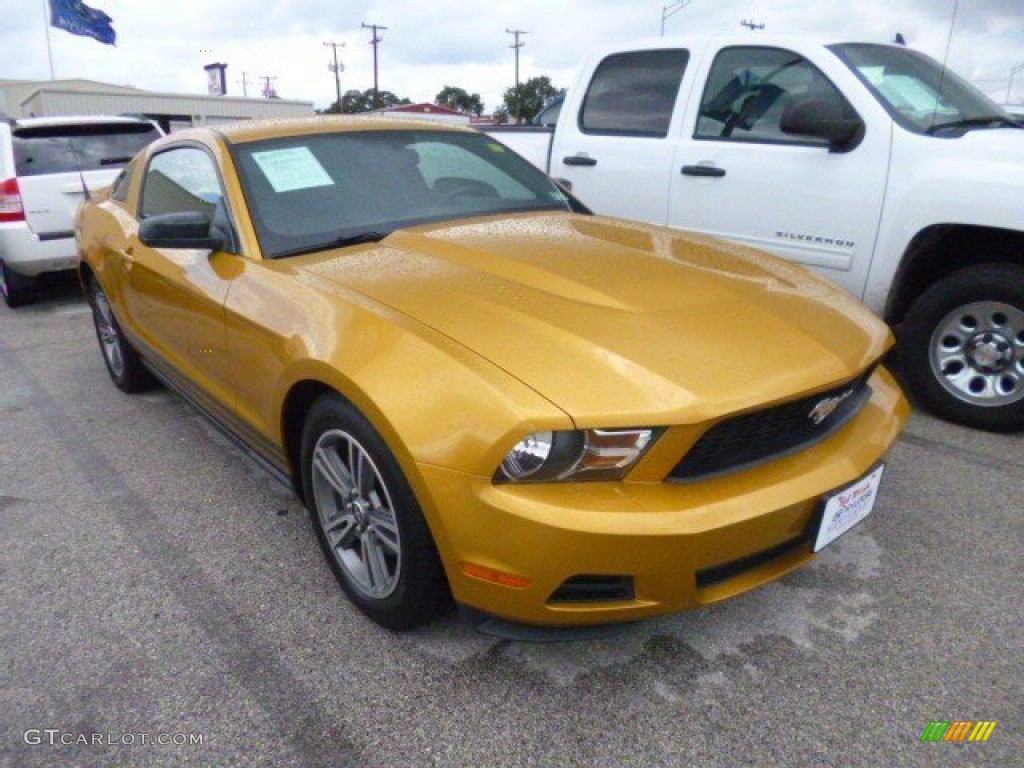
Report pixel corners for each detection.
[1,0,1021,112]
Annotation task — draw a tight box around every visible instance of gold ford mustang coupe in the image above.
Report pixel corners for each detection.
[76,117,909,631]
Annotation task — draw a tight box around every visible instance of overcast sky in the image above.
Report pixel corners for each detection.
[3,1,1023,111]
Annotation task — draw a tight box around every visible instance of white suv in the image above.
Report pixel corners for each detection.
[0,115,162,307]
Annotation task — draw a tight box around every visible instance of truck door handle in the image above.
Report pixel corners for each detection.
[563,155,597,167]
[681,164,726,177]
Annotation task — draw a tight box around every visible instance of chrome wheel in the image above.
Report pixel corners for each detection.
[311,429,402,599]
[930,300,1024,407]
[91,284,125,378]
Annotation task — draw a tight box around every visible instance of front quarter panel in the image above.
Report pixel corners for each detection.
[224,256,574,477]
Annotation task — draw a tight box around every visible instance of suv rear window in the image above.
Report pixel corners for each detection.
[13,122,160,177]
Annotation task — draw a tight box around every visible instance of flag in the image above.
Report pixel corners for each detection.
[49,0,117,46]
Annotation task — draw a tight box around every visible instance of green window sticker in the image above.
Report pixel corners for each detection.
[251,146,334,193]
[487,143,506,153]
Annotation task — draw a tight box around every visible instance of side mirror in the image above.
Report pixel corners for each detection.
[780,97,864,153]
[139,211,225,251]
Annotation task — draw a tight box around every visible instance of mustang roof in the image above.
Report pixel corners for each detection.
[214,115,474,144]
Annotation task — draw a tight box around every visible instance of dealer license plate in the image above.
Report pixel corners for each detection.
[813,464,885,552]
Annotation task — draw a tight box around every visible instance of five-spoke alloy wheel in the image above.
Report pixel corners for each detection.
[87,275,152,392]
[301,394,449,629]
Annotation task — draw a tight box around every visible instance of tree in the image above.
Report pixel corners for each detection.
[435,85,484,116]
[491,105,510,125]
[502,76,560,124]
[320,88,412,114]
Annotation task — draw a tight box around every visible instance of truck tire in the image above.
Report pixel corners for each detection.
[0,259,36,308]
[902,264,1024,433]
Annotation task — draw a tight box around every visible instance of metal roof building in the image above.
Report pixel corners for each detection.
[0,78,313,132]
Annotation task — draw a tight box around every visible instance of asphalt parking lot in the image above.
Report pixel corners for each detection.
[2,277,1020,768]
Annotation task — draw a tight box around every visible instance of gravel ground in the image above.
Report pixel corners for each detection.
[1,278,1020,767]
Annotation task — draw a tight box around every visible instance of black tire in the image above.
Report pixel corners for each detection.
[300,393,451,630]
[87,275,153,392]
[0,259,36,308]
[902,264,1024,433]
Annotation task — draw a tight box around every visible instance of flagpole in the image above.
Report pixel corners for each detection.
[42,0,56,79]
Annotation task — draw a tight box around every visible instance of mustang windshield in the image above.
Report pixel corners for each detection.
[830,43,1016,136]
[233,129,576,258]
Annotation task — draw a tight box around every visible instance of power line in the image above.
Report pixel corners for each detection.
[362,22,388,105]
[506,28,528,124]
[324,40,345,111]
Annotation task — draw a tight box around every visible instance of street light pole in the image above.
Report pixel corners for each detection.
[660,1,691,37]
[324,41,345,112]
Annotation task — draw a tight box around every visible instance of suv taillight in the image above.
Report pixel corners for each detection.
[0,177,25,223]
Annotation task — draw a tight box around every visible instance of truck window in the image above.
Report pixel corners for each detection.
[580,49,689,137]
[830,43,1011,135]
[696,47,853,145]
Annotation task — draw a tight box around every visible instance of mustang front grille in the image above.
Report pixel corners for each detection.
[668,370,874,483]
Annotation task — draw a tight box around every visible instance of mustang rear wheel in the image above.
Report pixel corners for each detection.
[300,394,450,629]
[902,264,1024,433]
[88,276,152,392]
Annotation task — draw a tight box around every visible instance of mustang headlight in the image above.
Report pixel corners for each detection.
[497,428,660,483]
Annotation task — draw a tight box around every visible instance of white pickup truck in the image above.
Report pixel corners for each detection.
[485,34,1024,433]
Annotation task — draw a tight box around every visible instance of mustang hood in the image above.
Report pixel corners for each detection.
[303,213,890,425]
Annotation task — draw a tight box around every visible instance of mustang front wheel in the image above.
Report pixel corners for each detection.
[300,394,450,629]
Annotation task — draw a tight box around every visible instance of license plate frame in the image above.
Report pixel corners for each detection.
[813,463,886,553]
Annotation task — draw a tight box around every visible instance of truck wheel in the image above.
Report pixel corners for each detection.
[0,259,36,308]
[300,393,451,630]
[902,264,1024,433]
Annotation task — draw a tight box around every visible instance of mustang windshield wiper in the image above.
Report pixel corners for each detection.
[99,155,135,165]
[926,116,1021,135]
[272,231,390,259]
[330,230,389,247]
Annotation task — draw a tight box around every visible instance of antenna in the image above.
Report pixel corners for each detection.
[932,0,960,128]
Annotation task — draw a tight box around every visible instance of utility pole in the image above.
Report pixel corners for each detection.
[506,28,528,124]
[324,40,345,111]
[1007,62,1024,103]
[237,71,253,98]
[741,19,765,30]
[259,75,277,99]
[362,22,387,107]
[660,1,691,37]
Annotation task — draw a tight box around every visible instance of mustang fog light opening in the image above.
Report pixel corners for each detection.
[496,428,660,483]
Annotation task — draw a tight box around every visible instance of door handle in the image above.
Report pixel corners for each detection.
[681,164,726,177]
[563,155,597,167]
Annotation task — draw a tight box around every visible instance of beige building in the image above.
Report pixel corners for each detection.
[0,78,313,132]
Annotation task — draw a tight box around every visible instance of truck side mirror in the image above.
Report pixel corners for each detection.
[780,97,864,153]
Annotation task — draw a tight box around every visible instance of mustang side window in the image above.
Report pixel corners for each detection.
[140,146,234,249]
[696,47,855,145]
